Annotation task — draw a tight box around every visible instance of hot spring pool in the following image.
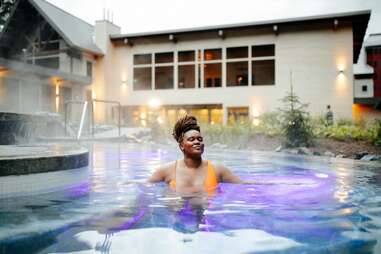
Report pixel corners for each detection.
[1,143,381,253]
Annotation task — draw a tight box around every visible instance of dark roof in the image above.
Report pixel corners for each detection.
[29,0,102,55]
[111,10,371,40]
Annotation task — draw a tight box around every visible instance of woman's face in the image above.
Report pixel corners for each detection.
[180,130,204,157]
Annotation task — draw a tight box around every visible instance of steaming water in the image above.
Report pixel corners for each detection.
[1,143,381,253]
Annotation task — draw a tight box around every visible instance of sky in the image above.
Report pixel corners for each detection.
[47,0,381,36]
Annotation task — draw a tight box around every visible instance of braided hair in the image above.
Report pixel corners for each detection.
[172,115,200,143]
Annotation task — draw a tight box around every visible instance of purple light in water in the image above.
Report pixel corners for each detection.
[67,181,91,198]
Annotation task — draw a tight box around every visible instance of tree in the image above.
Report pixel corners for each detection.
[0,0,16,32]
[279,72,314,148]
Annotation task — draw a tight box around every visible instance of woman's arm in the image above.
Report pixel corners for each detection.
[148,163,174,183]
[217,165,278,185]
[218,165,243,184]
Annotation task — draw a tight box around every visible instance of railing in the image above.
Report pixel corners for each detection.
[90,99,121,137]
[64,99,121,139]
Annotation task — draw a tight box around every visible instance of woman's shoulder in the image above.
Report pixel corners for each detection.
[156,161,177,173]
[208,161,229,173]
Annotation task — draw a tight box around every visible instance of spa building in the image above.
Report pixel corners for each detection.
[0,0,376,125]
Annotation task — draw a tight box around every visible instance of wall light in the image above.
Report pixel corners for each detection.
[338,68,344,75]
[148,99,161,109]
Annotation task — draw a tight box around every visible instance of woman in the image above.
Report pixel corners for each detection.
[148,115,243,194]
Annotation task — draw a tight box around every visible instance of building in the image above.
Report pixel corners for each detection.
[0,0,101,116]
[353,33,381,120]
[0,0,373,126]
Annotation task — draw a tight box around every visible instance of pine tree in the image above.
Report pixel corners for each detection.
[279,72,314,148]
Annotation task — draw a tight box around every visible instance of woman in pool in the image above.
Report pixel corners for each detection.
[148,115,244,194]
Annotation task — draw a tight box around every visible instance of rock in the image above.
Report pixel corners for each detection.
[324,151,335,157]
[275,146,282,152]
[298,147,312,155]
[284,148,299,155]
[360,154,381,161]
[336,154,345,158]
[313,151,322,156]
[355,151,369,160]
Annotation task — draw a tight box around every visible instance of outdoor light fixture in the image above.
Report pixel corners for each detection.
[169,34,177,43]
[148,99,161,109]
[218,30,225,39]
[333,19,339,30]
[273,25,278,35]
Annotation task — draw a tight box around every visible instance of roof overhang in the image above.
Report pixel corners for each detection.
[111,10,371,63]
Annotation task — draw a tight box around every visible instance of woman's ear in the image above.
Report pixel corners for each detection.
[179,142,184,152]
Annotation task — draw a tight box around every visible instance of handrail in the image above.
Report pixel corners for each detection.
[77,101,88,140]
[64,100,87,137]
[90,99,121,137]
[64,99,121,139]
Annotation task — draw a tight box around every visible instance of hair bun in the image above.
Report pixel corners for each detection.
[172,115,200,143]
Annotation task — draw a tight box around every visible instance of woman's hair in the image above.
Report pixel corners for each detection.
[172,115,200,143]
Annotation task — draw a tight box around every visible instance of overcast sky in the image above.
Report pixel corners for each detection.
[47,0,380,36]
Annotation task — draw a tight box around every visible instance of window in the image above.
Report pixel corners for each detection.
[226,46,249,87]
[86,61,92,77]
[154,52,174,89]
[155,52,173,63]
[252,44,275,86]
[178,50,196,89]
[204,63,222,87]
[179,51,195,62]
[204,48,222,60]
[228,107,249,124]
[134,54,151,65]
[227,46,248,59]
[178,65,195,89]
[362,85,368,92]
[252,45,274,57]
[227,62,248,86]
[155,66,173,89]
[133,53,152,90]
[204,48,222,88]
[252,60,275,85]
[133,67,152,90]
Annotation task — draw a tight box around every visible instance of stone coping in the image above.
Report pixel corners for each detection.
[0,145,89,176]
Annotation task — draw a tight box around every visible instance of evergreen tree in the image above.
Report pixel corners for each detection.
[279,72,314,148]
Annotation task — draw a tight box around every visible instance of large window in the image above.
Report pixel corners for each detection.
[132,44,275,91]
[133,53,152,90]
[228,107,249,124]
[178,50,195,89]
[226,46,248,87]
[155,66,173,89]
[155,52,174,89]
[134,67,152,90]
[204,48,222,88]
[252,45,275,86]
[252,60,275,85]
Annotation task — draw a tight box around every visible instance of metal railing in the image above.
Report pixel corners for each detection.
[64,99,121,139]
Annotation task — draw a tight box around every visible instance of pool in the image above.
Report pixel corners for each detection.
[1,143,381,253]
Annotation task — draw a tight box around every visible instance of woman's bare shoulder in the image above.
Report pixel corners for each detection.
[156,161,177,172]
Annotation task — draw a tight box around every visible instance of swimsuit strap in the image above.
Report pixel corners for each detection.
[204,160,218,190]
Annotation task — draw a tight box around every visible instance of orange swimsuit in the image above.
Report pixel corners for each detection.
[169,160,218,191]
